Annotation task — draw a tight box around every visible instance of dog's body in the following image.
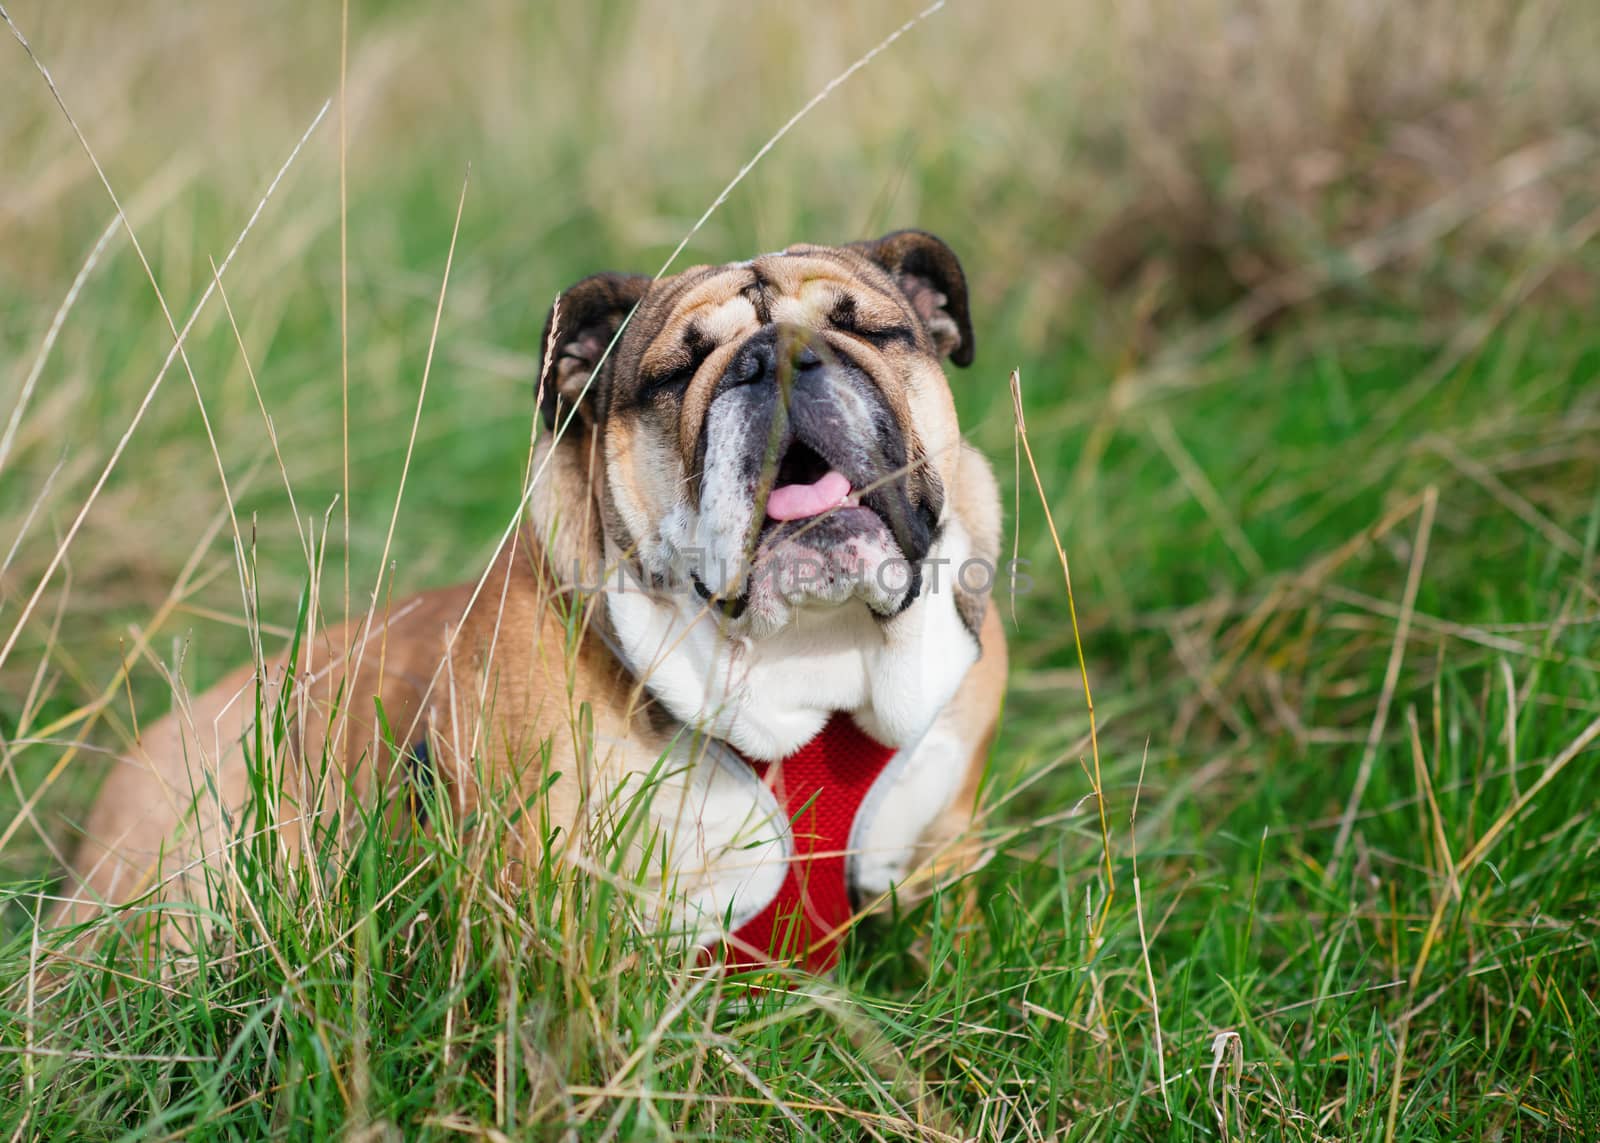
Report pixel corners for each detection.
[57,232,1007,962]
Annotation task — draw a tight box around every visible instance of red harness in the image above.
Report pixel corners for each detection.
[720,713,898,973]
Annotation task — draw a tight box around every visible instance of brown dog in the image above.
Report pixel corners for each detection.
[55,231,1007,967]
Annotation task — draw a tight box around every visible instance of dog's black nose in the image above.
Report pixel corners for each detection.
[732,341,767,385]
[729,325,826,388]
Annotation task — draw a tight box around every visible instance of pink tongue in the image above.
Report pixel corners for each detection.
[766,469,852,521]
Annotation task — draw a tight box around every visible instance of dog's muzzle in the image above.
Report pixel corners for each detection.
[686,325,940,622]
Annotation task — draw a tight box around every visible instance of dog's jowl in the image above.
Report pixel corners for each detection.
[57,231,1008,971]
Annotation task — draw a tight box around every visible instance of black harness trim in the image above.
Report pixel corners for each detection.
[406,736,437,825]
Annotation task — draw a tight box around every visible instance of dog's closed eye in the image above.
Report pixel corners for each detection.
[828,295,916,351]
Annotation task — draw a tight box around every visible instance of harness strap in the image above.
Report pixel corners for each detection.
[722,713,898,973]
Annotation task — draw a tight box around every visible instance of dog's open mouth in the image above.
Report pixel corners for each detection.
[753,438,890,557]
[689,437,907,620]
[764,440,860,523]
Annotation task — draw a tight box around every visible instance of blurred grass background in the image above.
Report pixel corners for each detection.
[3,1,1600,1138]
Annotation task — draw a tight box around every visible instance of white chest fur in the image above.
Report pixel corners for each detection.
[604,523,980,761]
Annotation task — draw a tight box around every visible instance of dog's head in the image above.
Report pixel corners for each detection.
[533,230,976,636]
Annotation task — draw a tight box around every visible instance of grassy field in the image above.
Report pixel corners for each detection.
[3,1,1600,1138]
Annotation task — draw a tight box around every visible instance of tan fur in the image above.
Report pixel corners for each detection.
[54,540,668,940]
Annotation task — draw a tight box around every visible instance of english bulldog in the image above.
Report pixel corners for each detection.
[55,230,1007,971]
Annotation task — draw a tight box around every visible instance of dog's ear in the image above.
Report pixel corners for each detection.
[853,229,974,367]
[538,272,653,431]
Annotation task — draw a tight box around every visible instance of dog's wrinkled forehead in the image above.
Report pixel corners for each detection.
[623,246,921,381]
[535,230,972,436]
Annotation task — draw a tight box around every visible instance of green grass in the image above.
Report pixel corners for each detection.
[4,1,1600,1138]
